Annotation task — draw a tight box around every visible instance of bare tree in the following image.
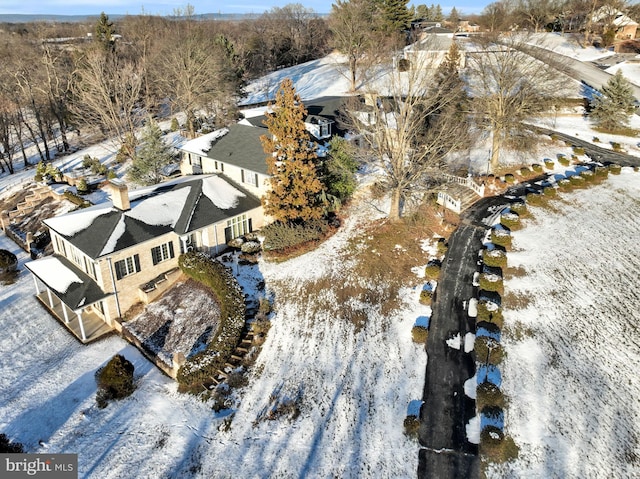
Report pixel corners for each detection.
[71,47,145,158]
[329,0,382,92]
[466,34,571,171]
[516,0,561,32]
[344,39,472,219]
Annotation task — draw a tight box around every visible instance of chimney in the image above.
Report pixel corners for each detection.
[109,179,130,211]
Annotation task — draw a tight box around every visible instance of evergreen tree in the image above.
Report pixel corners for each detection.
[260,79,324,223]
[590,70,637,131]
[127,119,176,186]
[94,12,116,52]
[415,4,429,19]
[377,0,413,33]
[448,6,460,23]
[433,4,444,21]
[321,137,359,205]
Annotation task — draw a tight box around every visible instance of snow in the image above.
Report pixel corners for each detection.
[99,215,126,256]
[45,206,112,237]
[25,256,81,294]
[526,32,616,62]
[180,128,229,155]
[464,374,477,400]
[466,415,480,444]
[127,187,192,227]
[464,332,475,353]
[488,169,640,478]
[201,175,245,209]
[606,63,640,87]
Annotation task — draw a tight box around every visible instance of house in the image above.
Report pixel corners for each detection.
[26,175,263,343]
[590,6,638,41]
[402,33,464,70]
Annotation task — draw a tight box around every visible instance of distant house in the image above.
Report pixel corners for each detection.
[26,175,263,343]
[403,33,464,69]
[591,6,638,40]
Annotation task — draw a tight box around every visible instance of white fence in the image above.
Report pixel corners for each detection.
[441,173,485,197]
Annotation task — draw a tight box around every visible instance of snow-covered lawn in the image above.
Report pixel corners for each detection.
[488,168,640,478]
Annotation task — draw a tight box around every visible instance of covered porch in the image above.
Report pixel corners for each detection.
[26,254,114,344]
[34,290,113,343]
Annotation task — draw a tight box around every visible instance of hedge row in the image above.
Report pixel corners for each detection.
[63,190,91,208]
[262,219,331,252]
[177,252,246,393]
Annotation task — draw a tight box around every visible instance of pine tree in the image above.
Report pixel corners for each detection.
[433,4,444,21]
[127,119,176,186]
[94,12,116,52]
[377,0,413,33]
[448,6,460,23]
[260,79,324,223]
[590,70,637,132]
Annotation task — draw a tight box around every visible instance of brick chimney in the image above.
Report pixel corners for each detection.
[109,179,130,211]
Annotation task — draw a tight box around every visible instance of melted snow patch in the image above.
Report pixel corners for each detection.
[28,256,82,293]
[465,332,475,353]
[127,187,191,226]
[201,176,246,209]
[446,333,461,350]
[464,373,477,399]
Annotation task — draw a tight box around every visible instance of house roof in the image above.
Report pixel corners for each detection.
[44,175,261,259]
[25,255,110,310]
[182,124,269,175]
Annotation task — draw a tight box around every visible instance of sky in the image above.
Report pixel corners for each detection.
[0,0,490,17]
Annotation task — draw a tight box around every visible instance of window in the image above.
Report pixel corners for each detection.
[241,170,258,187]
[114,254,140,280]
[151,241,175,265]
[191,154,202,168]
[225,214,251,242]
[319,122,330,138]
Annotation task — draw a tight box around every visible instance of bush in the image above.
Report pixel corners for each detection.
[609,163,622,175]
[481,424,504,445]
[580,169,595,183]
[412,325,429,343]
[526,191,543,205]
[476,381,504,411]
[76,178,89,194]
[106,169,117,180]
[504,173,515,183]
[478,274,503,294]
[403,415,420,438]
[572,146,585,155]
[557,155,570,167]
[518,167,531,177]
[483,249,507,269]
[531,163,543,173]
[0,249,18,273]
[550,133,559,142]
[500,211,520,230]
[509,202,527,215]
[490,228,511,249]
[170,118,180,132]
[569,175,585,187]
[475,337,503,365]
[177,252,246,393]
[543,159,555,170]
[611,142,622,152]
[0,433,24,453]
[262,219,332,252]
[95,354,135,408]
[594,166,609,178]
[543,185,557,197]
[419,288,433,305]
[436,238,448,255]
[476,303,503,327]
[63,190,91,208]
[593,136,600,143]
[557,178,572,191]
[397,58,411,72]
[240,240,261,254]
[424,260,441,280]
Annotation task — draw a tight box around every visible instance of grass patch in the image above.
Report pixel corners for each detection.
[594,126,638,137]
[481,431,519,464]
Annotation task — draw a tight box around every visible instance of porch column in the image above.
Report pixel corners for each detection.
[62,303,70,324]
[46,289,54,308]
[76,311,87,341]
[32,275,41,295]
[214,224,219,255]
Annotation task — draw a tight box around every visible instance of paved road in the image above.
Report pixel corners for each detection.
[418,194,509,478]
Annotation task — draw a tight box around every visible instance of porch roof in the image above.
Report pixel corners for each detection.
[25,255,110,311]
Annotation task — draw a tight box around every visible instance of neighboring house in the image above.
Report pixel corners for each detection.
[590,7,638,41]
[403,33,464,69]
[26,175,263,343]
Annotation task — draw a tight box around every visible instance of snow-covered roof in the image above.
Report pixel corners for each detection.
[180,128,229,156]
[44,175,259,259]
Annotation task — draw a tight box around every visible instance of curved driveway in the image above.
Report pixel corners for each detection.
[417,139,639,478]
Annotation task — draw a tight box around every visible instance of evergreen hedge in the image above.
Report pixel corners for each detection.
[95,354,135,408]
[483,249,507,269]
[490,228,511,249]
[609,163,622,175]
[177,252,246,393]
[500,212,520,230]
[262,219,331,252]
[63,190,91,208]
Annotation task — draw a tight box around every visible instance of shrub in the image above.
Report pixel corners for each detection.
[424,260,441,280]
[412,325,429,343]
[611,142,622,152]
[403,415,420,438]
[170,118,180,132]
[543,159,555,170]
[531,163,543,173]
[475,337,503,365]
[76,178,89,194]
[177,252,246,393]
[436,238,448,255]
[572,146,585,155]
[476,381,504,411]
[63,190,91,208]
[0,433,24,453]
[504,173,515,183]
[557,155,570,167]
[95,354,135,408]
[593,136,600,142]
[543,185,557,197]
[509,202,527,215]
[419,288,433,305]
[500,211,520,230]
[557,178,572,191]
[580,169,595,183]
[549,133,559,142]
[609,163,622,175]
[481,425,504,445]
[569,175,585,187]
[479,273,503,294]
[262,219,332,252]
[476,303,503,327]
[518,167,530,177]
[483,249,507,269]
[490,228,511,249]
[526,192,543,205]
[397,58,411,72]
[106,169,117,180]
[0,249,18,274]
[594,166,609,178]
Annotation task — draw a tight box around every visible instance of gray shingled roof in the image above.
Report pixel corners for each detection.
[204,124,269,175]
[45,175,261,259]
